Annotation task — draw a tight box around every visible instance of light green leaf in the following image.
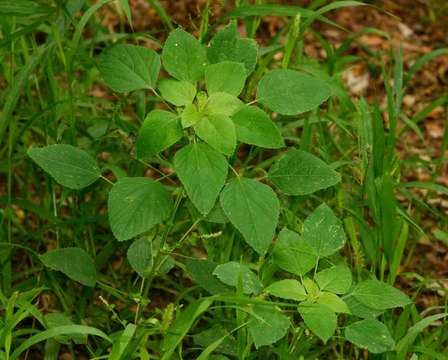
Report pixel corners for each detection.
[174,143,228,215]
[162,28,207,82]
[181,104,201,128]
[268,150,341,195]
[315,264,352,294]
[298,302,336,343]
[194,114,236,155]
[98,44,160,93]
[127,238,153,277]
[249,305,290,349]
[303,203,346,258]
[28,144,100,190]
[352,279,411,310]
[265,279,306,301]
[272,228,317,276]
[343,295,384,319]
[213,261,262,295]
[220,177,279,254]
[136,110,183,159]
[186,259,231,295]
[108,177,172,241]
[302,277,319,297]
[345,319,395,354]
[207,92,244,117]
[158,78,196,106]
[207,23,258,74]
[205,61,246,96]
[45,313,86,345]
[41,248,96,287]
[110,324,137,360]
[317,292,350,314]
[257,69,331,115]
[232,106,284,149]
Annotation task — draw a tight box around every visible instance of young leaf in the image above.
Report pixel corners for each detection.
[232,106,284,149]
[317,292,350,314]
[345,319,395,354]
[207,92,244,117]
[194,114,236,155]
[265,279,307,301]
[207,23,258,74]
[98,44,160,93]
[28,144,101,190]
[257,69,331,115]
[136,110,183,159]
[41,248,96,287]
[127,238,153,277]
[220,177,280,254]
[181,104,201,128]
[249,305,290,349]
[213,262,262,295]
[162,28,207,83]
[108,177,172,241]
[303,203,346,258]
[272,228,317,276]
[174,143,228,215]
[315,264,352,294]
[268,150,341,195]
[298,302,337,343]
[186,259,231,295]
[158,78,196,106]
[352,279,411,310]
[205,61,246,96]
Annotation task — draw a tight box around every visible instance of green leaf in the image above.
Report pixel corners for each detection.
[186,259,231,295]
[345,319,395,354]
[257,69,331,115]
[343,295,384,319]
[352,279,411,310]
[207,92,244,117]
[316,292,350,314]
[268,150,341,195]
[162,28,207,82]
[298,302,336,343]
[181,104,201,128]
[265,279,306,301]
[98,44,160,93]
[28,144,101,190]
[249,305,290,348]
[232,106,284,149]
[303,203,346,258]
[194,114,236,155]
[220,177,279,254]
[315,264,352,294]
[127,238,153,277]
[136,110,183,159]
[108,177,172,241]
[174,143,228,215]
[272,228,317,276]
[158,78,196,106]
[45,313,86,345]
[41,248,96,287]
[205,61,247,96]
[207,23,258,74]
[213,262,262,295]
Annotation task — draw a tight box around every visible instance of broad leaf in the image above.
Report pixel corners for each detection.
[127,238,153,277]
[174,143,228,215]
[194,114,236,155]
[162,28,207,83]
[28,144,101,190]
[257,69,331,115]
[249,305,290,349]
[345,319,395,354]
[352,279,411,310]
[272,228,317,276]
[220,177,279,254]
[186,259,231,295]
[265,279,306,301]
[108,177,172,241]
[205,61,246,96]
[303,203,346,258]
[207,92,243,117]
[317,292,350,313]
[98,44,160,93]
[315,264,352,294]
[158,78,196,106]
[136,110,183,159]
[232,106,284,149]
[298,302,336,343]
[181,104,201,128]
[41,248,96,287]
[213,262,262,295]
[268,150,341,195]
[343,295,384,319]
